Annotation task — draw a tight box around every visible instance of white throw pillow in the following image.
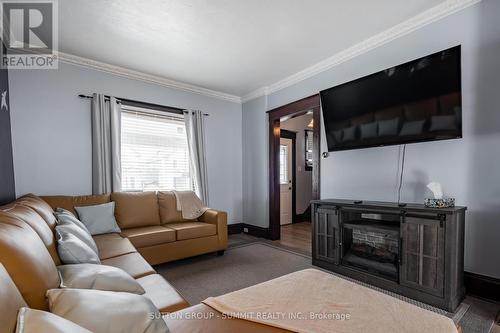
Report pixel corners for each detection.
[56,229,101,264]
[58,264,145,294]
[55,223,99,255]
[54,208,89,231]
[47,288,169,333]
[75,202,121,235]
[16,307,92,333]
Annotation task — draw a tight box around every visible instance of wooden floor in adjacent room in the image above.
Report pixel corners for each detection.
[273,222,312,256]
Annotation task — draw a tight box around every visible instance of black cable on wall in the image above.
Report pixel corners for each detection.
[397,144,407,204]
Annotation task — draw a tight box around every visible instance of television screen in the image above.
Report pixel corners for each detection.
[320,46,462,152]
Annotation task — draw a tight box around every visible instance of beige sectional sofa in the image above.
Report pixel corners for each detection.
[43,191,228,265]
[0,192,228,314]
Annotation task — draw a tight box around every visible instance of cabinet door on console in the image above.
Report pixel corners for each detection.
[400,216,445,297]
[315,207,340,264]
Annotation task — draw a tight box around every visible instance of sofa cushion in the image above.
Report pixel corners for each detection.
[58,264,145,294]
[0,205,61,265]
[47,288,168,333]
[16,307,93,333]
[101,252,155,279]
[158,191,197,224]
[42,194,111,215]
[167,222,217,241]
[136,274,189,313]
[0,217,60,310]
[121,226,176,248]
[92,233,136,260]
[17,194,58,230]
[111,192,161,228]
[0,264,28,333]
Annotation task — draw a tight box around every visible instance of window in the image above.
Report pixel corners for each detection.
[279,144,289,184]
[121,106,193,192]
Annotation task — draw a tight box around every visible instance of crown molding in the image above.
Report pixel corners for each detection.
[56,52,242,104]
[241,0,481,103]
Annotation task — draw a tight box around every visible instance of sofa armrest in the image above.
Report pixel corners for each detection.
[199,209,227,250]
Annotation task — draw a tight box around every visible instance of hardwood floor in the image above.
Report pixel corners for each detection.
[273,222,312,256]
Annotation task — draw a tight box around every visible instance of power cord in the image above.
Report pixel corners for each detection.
[397,144,407,204]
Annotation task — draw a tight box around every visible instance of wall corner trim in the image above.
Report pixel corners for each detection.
[241,0,481,103]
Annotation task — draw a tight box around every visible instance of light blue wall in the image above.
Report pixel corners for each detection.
[9,62,243,224]
[242,95,269,228]
[242,0,500,278]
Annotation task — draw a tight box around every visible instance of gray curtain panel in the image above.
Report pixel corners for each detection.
[184,110,209,205]
[91,94,122,194]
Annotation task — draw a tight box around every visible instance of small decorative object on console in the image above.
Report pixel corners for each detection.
[425,181,455,208]
[424,198,456,208]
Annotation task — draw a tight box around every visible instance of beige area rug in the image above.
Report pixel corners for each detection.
[155,242,497,333]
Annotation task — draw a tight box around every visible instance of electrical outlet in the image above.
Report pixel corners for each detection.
[243,227,249,233]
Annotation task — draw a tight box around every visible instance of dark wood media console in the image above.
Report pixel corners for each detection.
[311,199,466,311]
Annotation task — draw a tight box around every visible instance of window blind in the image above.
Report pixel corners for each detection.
[121,109,193,192]
[279,144,289,184]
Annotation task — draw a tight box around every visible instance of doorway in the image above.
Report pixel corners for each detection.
[268,94,320,246]
[279,130,296,226]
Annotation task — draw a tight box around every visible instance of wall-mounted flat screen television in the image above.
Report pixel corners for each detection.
[320,46,462,152]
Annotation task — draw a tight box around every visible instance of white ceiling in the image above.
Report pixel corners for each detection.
[59,0,456,100]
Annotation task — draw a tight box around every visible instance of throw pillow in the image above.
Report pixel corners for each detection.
[47,288,169,333]
[400,120,426,136]
[57,264,145,294]
[54,208,90,233]
[55,223,98,255]
[360,122,378,139]
[429,115,457,131]
[74,202,121,235]
[16,307,92,333]
[342,125,357,142]
[378,117,400,136]
[56,229,101,265]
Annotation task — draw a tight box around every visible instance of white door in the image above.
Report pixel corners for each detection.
[279,138,293,225]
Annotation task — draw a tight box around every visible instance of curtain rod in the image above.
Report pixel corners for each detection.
[78,94,209,116]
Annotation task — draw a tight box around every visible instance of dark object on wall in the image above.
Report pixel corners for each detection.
[312,199,466,311]
[321,46,462,152]
[0,42,15,204]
